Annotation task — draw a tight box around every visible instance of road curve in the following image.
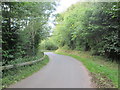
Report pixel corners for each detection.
[9,52,92,88]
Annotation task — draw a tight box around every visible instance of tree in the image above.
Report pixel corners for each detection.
[51,2,120,62]
[2,2,56,65]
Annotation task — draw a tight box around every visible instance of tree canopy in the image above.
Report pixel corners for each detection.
[2,2,55,65]
[50,2,120,62]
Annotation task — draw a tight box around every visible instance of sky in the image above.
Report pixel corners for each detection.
[55,0,80,13]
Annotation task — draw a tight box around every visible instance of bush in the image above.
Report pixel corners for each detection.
[60,45,70,50]
[40,40,58,50]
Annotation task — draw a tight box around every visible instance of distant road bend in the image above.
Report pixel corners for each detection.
[9,52,93,88]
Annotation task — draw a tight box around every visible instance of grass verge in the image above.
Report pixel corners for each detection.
[55,49,118,88]
[2,55,49,89]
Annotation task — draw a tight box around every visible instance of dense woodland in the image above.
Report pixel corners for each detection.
[2,2,55,65]
[1,2,120,66]
[41,2,120,62]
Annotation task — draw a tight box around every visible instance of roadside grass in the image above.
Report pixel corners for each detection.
[55,49,118,88]
[2,55,49,89]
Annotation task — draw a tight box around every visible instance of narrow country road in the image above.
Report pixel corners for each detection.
[9,52,93,88]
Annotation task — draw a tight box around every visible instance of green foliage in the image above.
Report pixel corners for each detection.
[2,2,55,65]
[52,2,120,62]
[40,39,58,50]
[2,51,44,65]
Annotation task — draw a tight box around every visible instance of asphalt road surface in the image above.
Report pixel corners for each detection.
[9,52,93,88]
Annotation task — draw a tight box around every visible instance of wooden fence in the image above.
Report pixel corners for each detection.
[1,55,45,70]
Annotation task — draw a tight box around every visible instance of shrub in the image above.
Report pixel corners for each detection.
[40,40,58,50]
